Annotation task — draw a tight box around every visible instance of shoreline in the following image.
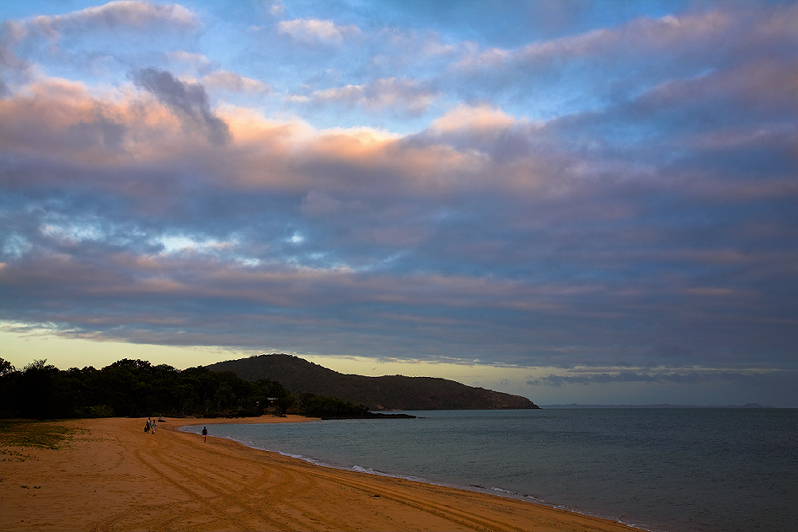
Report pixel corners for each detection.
[1,416,643,531]
[177,416,642,528]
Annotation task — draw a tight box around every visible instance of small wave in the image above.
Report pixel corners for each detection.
[351,465,426,483]
[277,450,306,460]
[352,465,383,475]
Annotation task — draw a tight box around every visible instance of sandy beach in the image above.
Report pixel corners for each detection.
[1,416,642,531]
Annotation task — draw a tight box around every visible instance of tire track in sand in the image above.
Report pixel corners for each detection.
[88,426,265,532]
[171,428,523,531]
[282,461,524,532]
[132,427,353,531]
[162,434,354,531]
[135,436,290,531]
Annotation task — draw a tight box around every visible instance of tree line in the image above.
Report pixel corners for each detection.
[0,357,373,420]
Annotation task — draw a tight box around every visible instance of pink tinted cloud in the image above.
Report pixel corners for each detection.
[277,18,360,44]
[24,0,199,41]
[201,70,272,95]
[454,3,798,78]
[0,74,630,207]
[311,78,438,114]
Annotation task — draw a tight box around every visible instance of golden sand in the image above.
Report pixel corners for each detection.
[1,416,641,531]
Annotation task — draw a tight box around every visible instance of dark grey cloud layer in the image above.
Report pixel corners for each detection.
[131,67,230,145]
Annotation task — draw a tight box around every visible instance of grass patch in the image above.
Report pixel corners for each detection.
[0,420,84,450]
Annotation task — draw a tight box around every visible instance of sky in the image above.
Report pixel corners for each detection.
[1,0,796,407]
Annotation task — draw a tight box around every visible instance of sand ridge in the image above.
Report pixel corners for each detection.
[1,416,642,531]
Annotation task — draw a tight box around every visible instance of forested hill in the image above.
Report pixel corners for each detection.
[206,354,539,410]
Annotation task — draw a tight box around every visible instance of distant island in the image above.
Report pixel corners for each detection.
[207,354,539,411]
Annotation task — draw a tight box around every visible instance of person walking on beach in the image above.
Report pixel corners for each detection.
[202,426,208,443]
[151,419,157,434]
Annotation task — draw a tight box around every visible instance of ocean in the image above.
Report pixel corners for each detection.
[180,408,798,532]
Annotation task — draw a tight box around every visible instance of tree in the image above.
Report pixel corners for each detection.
[17,359,65,419]
[0,357,14,376]
[0,357,372,420]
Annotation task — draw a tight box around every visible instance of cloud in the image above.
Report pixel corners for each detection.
[1,2,797,407]
[310,78,437,114]
[131,67,231,145]
[268,2,285,17]
[201,70,272,94]
[300,190,344,217]
[448,3,798,119]
[463,4,798,72]
[167,51,212,70]
[0,2,202,91]
[527,368,795,389]
[0,23,36,89]
[0,78,135,164]
[23,0,199,41]
[277,18,360,44]
[411,103,557,170]
[428,104,517,134]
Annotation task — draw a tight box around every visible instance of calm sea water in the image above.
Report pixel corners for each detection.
[181,409,798,532]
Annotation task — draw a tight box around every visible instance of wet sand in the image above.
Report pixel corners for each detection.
[1,416,642,531]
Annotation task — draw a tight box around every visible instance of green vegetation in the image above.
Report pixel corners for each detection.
[0,420,86,463]
[0,356,373,420]
[0,420,82,450]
